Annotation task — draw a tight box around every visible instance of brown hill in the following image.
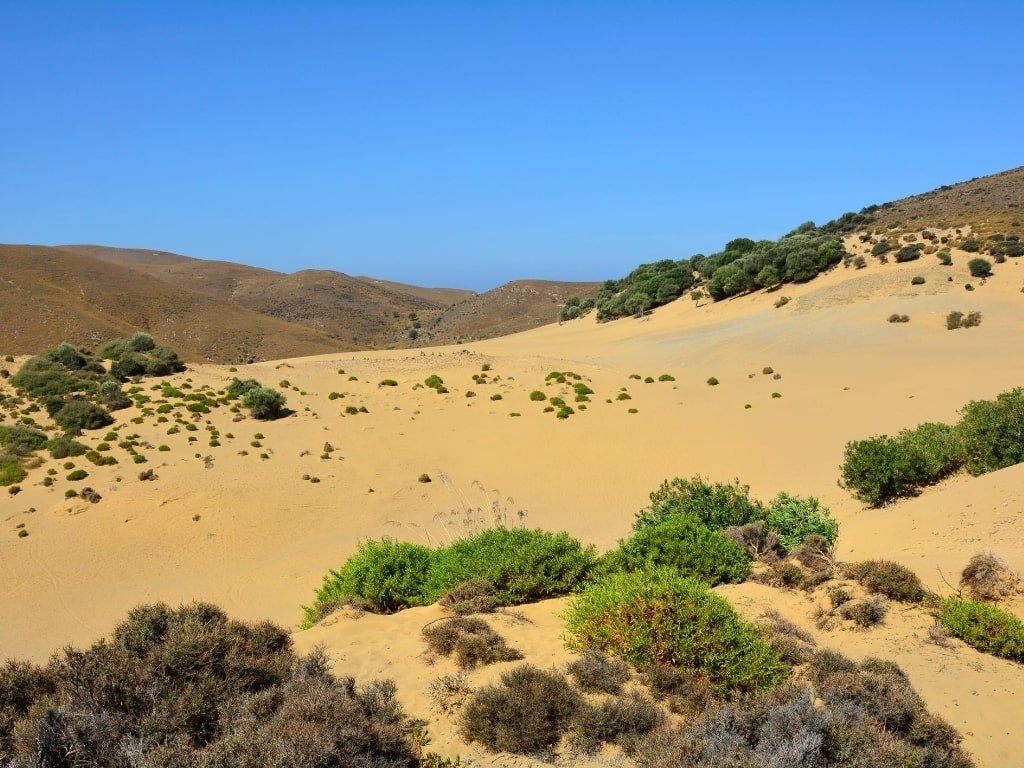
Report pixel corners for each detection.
[0,245,344,363]
[413,279,604,346]
[866,165,1024,237]
[10,244,600,358]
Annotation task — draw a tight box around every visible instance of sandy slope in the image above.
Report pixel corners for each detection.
[2,237,1024,765]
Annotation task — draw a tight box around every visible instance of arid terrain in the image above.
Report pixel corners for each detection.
[2,169,1024,767]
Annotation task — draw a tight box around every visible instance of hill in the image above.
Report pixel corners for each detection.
[2,245,600,360]
[0,244,344,363]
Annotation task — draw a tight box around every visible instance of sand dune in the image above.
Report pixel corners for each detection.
[2,236,1023,765]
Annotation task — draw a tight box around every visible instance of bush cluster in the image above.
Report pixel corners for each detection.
[841,388,1024,505]
[303,528,599,625]
[594,219,860,320]
[0,603,422,768]
[636,652,973,767]
[635,476,838,551]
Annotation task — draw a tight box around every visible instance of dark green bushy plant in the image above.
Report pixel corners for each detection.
[226,377,263,398]
[243,386,287,420]
[958,388,1024,475]
[967,257,991,277]
[564,568,785,695]
[53,399,113,434]
[611,514,750,585]
[635,476,763,532]
[0,425,47,455]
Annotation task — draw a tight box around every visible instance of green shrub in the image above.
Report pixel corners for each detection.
[0,425,47,455]
[706,376,719,386]
[911,275,925,285]
[946,310,964,330]
[894,244,923,263]
[940,597,1024,661]
[564,568,785,695]
[937,248,952,265]
[489,393,502,401]
[845,560,925,602]
[764,493,839,549]
[0,454,27,486]
[887,313,910,323]
[840,421,965,506]
[378,379,398,387]
[424,374,444,390]
[66,469,89,481]
[226,378,262,398]
[773,295,790,308]
[635,476,762,533]
[658,374,675,382]
[959,388,1024,474]
[424,527,598,606]
[962,238,981,253]
[555,405,574,419]
[611,514,750,585]
[303,539,436,623]
[871,241,891,256]
[242,387,287,420]
[529,390,546,401]
[460,665,582,754]
[304,528,597,625]
[54,399,112,434]
[967,257,992,277]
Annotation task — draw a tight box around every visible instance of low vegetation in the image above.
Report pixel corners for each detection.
[841,387,1024,505]
[564,568,786,694]
[0,603,427,767]
[940,597,1024,662]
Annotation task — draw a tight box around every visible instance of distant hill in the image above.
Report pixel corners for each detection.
[0,245,344,363]
[1,244,600,361]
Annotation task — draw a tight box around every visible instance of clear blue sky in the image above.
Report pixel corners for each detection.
[2,2,1021,290]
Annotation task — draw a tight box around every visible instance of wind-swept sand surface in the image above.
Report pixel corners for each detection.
[2,238,1023,765]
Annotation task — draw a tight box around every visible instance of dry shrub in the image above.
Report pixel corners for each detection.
[422,617,522,669]
[790,533,834,571]
[753,561,805,589]
[641,663,716,717]
[761,609,816,665]
[566,650,631,694]
[634,652,974,768]
[427,672,471,715]
[0,603,419,768]
[569,693,663,756]
[438,579,499,615]
[844,560,926,603]
[839,596,887,628]
[960,552,1019,601]
[827,586,853,608]
[460,664,582,754]
[723,521,783,563]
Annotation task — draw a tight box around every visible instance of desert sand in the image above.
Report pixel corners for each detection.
[2,234,1023,766]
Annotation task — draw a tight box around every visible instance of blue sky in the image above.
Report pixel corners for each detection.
[1,2,1021,290]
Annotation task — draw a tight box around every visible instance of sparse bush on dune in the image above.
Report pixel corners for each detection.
[422,617,522,669]
[243,386,287,420]
[0,603,422,768]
